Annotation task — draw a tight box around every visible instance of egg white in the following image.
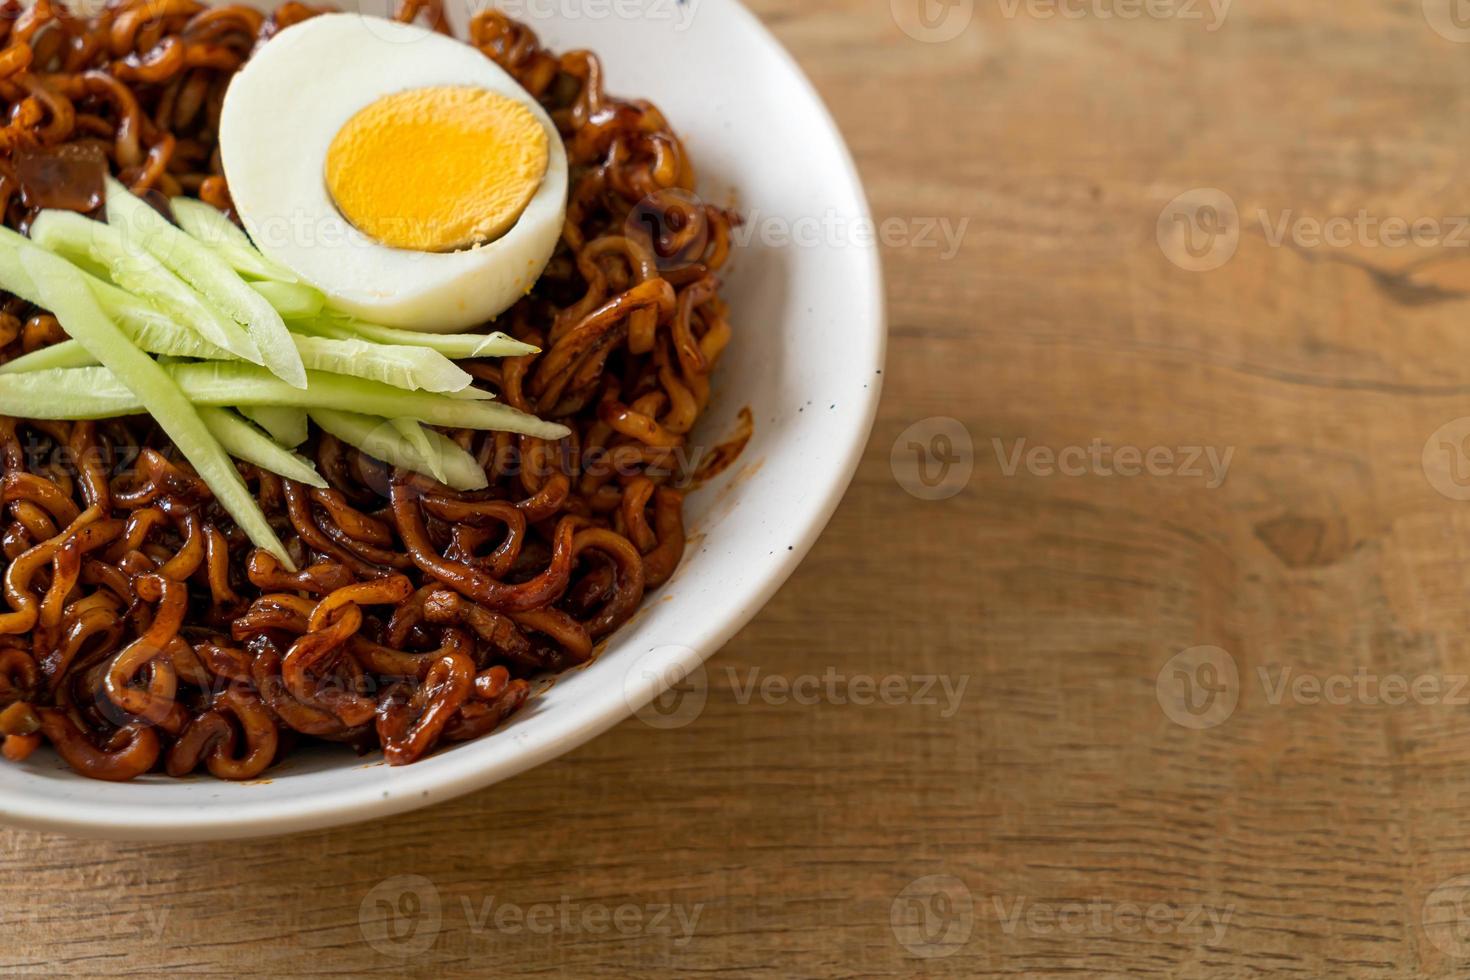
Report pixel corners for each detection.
[219,13,568,332]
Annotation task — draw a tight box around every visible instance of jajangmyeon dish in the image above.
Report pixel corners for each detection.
[0,0,737,780]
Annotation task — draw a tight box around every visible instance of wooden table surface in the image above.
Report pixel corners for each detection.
[17,0,1470,975]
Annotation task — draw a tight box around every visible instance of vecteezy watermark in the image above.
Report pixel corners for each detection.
[624,660,971,730]
[993,438,1234,488]
[1161,187,1470,272]
[10,0,702,31]
[888,876,1234,959]
[1423,417,1470,501]
[360,875,445,958]
[1155,646,1240,730]
[358,875,704,957]
[1257,667,1470,708]
[891,875,975,959]
[891,0,975,43]
[723,667,970,718]
[1257,210,1470,250]
[992,897,1234,943]
[996,0,1231,30]
[1,904,170,943]
[17,0,183,18]
[622,644,709,730]
[350,0,701,42]
[891,423,1233,499]
[624,190,968,269]
[1424,874,1470,958]
[892,0,1229,42]
[728,209,969,260]
[1424,0,1470,43]
[1157,646,1470,730]
[459,895,703,946]
[1157,188,1241,272]
[892,417,975,501]
[15,428,143,479]
[491,0,700,31]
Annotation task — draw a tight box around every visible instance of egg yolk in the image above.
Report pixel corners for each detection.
[324,85,548,252]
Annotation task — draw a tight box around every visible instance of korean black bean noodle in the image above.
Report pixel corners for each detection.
[0,0,738,779]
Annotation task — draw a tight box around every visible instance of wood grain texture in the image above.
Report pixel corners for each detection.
[11,0,1470,975]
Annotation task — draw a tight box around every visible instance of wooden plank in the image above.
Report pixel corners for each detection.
[11,0,1470,975]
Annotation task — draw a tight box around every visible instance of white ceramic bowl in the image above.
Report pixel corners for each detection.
[0,0,885,840]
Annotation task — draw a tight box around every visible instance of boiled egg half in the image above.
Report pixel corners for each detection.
[219,13,567,332]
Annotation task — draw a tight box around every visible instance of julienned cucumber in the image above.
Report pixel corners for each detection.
[0,327,477,394]
[311,409,489,491]
[240,406,309,448]
[252,280,325,319]
[104,177,306,389]
[198,407,326,487]
[29,209,263,365]
[0,226,190,342]
[170,197,300,284]
[296,316,540,360]
[17,248,296,568]
[0,362,571,440]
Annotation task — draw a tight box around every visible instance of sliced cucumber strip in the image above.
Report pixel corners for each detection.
[0,316,234,375]
[29,209,263,365]
[0,225,201,344]
[170,197,299,283]
[296,316,539,359]
[104,177,305,388]
[18,248,294,567]
[311,409,488,491]
[239,406,309,448]
[198,407,326,487]
[0,342,94,374]
[389,416,447,482]
[252,280,325,319]
[2,328,474,394]
[290,334,473,393]
[0,363,571,440]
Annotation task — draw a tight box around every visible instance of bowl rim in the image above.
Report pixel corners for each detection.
[0,0,887,841]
